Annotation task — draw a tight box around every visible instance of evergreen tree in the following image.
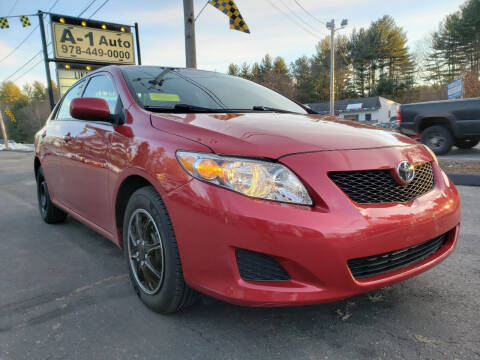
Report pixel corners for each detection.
[425,0,480,86]
[239,62,251,79]
[227,63,240,76]
[291,56,316,102]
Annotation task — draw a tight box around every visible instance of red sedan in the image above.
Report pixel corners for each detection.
[34,65,460,313]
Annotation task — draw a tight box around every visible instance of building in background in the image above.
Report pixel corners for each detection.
[307,96,400,124]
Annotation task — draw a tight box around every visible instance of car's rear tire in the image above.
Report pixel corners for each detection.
[36,168,67,224]
[421,126,453,155]
[123,186,198,314]
[455,137,479,149]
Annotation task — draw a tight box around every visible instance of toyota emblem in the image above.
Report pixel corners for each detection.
[396,161,415,184]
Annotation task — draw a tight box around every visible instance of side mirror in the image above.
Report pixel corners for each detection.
[70,97,111,122]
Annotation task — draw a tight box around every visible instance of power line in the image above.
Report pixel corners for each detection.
[7,0,20,16]
[0,26,40,64]
[292,0,326,26]
[7,0,112,83]
[88,0,110,18]
[278,0,324,35]
[264,0,323,39]
[11,20,54,83]
[12,58,45,83]
[78,0,97,17]
[3,18,54,82]
[48,0,62,11]
[3,51,43,82]
[0,0,61,65]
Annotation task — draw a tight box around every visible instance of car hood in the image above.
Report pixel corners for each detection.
[150,112,418,159]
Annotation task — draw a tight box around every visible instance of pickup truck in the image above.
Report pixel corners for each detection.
[398,98,480,154]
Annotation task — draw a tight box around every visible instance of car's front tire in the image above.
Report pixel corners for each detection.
[123,186,198,314]
[36,168,67,224]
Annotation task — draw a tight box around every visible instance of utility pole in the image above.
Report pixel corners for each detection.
[327,19,335,118]
[183,0,197,68]
[0,110,9,150]
[326,19,348,117]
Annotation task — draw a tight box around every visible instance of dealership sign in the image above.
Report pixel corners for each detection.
[37,13,141,110]
[52,21,135,64]
[447,78,462,99]
[57,67,89,96]
[56,63,104,96]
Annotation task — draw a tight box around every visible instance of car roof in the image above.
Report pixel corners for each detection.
[89,65,225,77]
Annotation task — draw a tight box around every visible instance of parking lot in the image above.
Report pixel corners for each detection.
[438,143,480,161]
[0,151,479,360]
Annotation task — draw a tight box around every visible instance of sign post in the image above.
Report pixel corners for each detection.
[134,22,141,65]
[38,11,55,110]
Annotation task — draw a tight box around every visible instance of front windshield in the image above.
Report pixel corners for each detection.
[121,66,307,114]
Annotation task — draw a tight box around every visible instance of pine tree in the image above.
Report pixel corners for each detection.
[425,0,480,84]
[227,63,240,76]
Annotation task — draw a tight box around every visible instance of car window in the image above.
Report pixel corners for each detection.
[55,81,85,120]
[83,75,121,114]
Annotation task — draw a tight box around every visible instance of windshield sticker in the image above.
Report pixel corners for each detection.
[149,93,180,102]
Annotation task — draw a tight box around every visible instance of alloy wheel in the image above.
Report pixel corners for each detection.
[127,209,165,295]
[39,181,48,217]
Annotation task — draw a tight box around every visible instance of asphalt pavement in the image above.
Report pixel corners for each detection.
[0,151,479,360]
[438,143,480,161]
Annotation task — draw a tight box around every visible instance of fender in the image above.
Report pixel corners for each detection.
[108,132,211,246]
[414,113,459,136]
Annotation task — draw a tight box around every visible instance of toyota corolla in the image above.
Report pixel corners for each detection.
[34,65,460,313]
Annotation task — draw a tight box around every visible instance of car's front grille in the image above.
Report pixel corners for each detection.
[347,233,448,279]
[236,249,290,282]
[329,162,434,204]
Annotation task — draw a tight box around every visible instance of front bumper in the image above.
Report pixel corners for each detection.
[164,145,461,306]
[399,122,418,136]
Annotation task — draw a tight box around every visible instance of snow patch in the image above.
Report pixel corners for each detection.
[0,142,34,152]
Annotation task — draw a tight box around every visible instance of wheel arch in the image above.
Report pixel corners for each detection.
[34,156,41,179]
[115,174,155,248]
[417,115,457,135]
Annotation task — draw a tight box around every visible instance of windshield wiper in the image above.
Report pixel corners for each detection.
[252,106,297,114]
[144,104,299,114]
[144,104,225,113]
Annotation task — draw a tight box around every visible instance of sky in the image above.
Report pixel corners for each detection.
[0,0,466,88]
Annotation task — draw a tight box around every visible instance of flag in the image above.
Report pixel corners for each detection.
[19,16,31,27]
[208,0,250,33]
[5,107,15,123]
[0,18,9,29]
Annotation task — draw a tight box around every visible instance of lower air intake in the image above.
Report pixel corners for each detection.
[348,233,448,279]
[236,249,290,282]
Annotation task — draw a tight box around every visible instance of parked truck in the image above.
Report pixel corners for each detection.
[398,98,480,155]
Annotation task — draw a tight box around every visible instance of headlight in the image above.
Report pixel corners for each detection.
[423,145,438,164]
[176,151,313,205]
